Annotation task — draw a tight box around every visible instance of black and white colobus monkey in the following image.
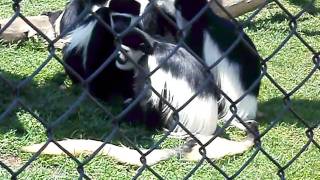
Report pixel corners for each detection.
[22,26,257,165]
[54,0,149,35]
[118,28,219,133]
[58,0,151,100]
[140,0,178,42]
[53,0,107,36]
[174,0,262,131]
[22,1,258,165]
[53,0,177,41]
[62,1,143,101]
[116,27,257,161]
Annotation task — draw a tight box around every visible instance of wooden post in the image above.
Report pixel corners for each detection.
[0,0,266,44]
[210,0,266,18]
[0,16,55,42]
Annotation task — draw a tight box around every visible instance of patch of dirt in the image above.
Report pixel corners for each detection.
[0,155,23,169]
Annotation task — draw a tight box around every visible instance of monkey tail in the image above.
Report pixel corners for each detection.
[181,134,255,161]
[22,133,256,165]
[21,139,178,166]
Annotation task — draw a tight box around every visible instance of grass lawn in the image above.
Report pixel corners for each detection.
[0,0,319,179]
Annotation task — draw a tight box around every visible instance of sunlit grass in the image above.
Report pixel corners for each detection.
[0,0,319,179]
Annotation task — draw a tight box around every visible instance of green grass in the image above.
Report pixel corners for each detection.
[0,0,320,179]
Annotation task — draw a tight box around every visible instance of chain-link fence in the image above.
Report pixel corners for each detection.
[0,0,319,179]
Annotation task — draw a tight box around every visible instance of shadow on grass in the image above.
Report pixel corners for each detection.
[258,97,320,129]
[240,11,287,29]
[300,29,320,37]
[244,11,318,33]
[0,70,156,148]
[241,2,319,36]
[288,0,320,15]
[1,69,319,148]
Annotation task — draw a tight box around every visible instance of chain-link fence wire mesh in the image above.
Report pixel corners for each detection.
[0,0,319,179]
